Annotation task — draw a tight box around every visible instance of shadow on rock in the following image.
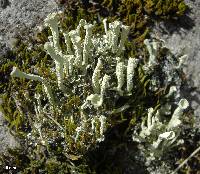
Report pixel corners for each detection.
[181,77,200,112]
[152,8,195,36]
[85,120,148,174]
[0,0,10,9]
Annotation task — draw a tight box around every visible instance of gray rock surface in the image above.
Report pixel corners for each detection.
[151,0,200,123]
[0,98,20,153]
[0,0,59,53]
[0,112,20,153]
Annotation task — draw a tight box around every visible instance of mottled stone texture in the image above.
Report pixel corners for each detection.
[0,112,20,153]
[0,0,59,54]
[151,0,200,123]
[0,98,19,153]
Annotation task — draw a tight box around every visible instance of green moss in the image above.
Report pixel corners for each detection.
[143,0,188,18]
[56,0,187,56]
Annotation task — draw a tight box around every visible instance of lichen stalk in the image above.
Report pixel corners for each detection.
[82,24,93,67]
[127,58,139,93]
[92,58,103,93]
[44,12,61,53]
[69,30,83,68]
[44,42,65,92]
[115,58,125,95]
[63,33,73,55]
[11,67,55,106]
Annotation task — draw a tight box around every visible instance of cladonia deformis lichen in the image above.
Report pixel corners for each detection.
[9,11,190,168]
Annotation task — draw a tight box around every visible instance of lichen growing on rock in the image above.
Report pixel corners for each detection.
[0,8,195,173]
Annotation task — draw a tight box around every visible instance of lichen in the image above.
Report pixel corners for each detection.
[0,1,196,173]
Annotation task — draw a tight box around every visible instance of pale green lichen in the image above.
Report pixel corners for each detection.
[11,14,140,150]
[132,98,189,165]
[8,11,192,173]
[11,66,55,106]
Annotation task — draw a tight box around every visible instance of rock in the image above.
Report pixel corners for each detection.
[0,0,59,55]
[151,0,200,123]
[0,0,10,9]
[0,111,20,153]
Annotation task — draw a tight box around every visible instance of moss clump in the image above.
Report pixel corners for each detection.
[56,0,188,56]
[143,0,187,18]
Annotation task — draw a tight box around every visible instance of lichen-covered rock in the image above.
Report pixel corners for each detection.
[8,9,190,166]
[0,3,195,172]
